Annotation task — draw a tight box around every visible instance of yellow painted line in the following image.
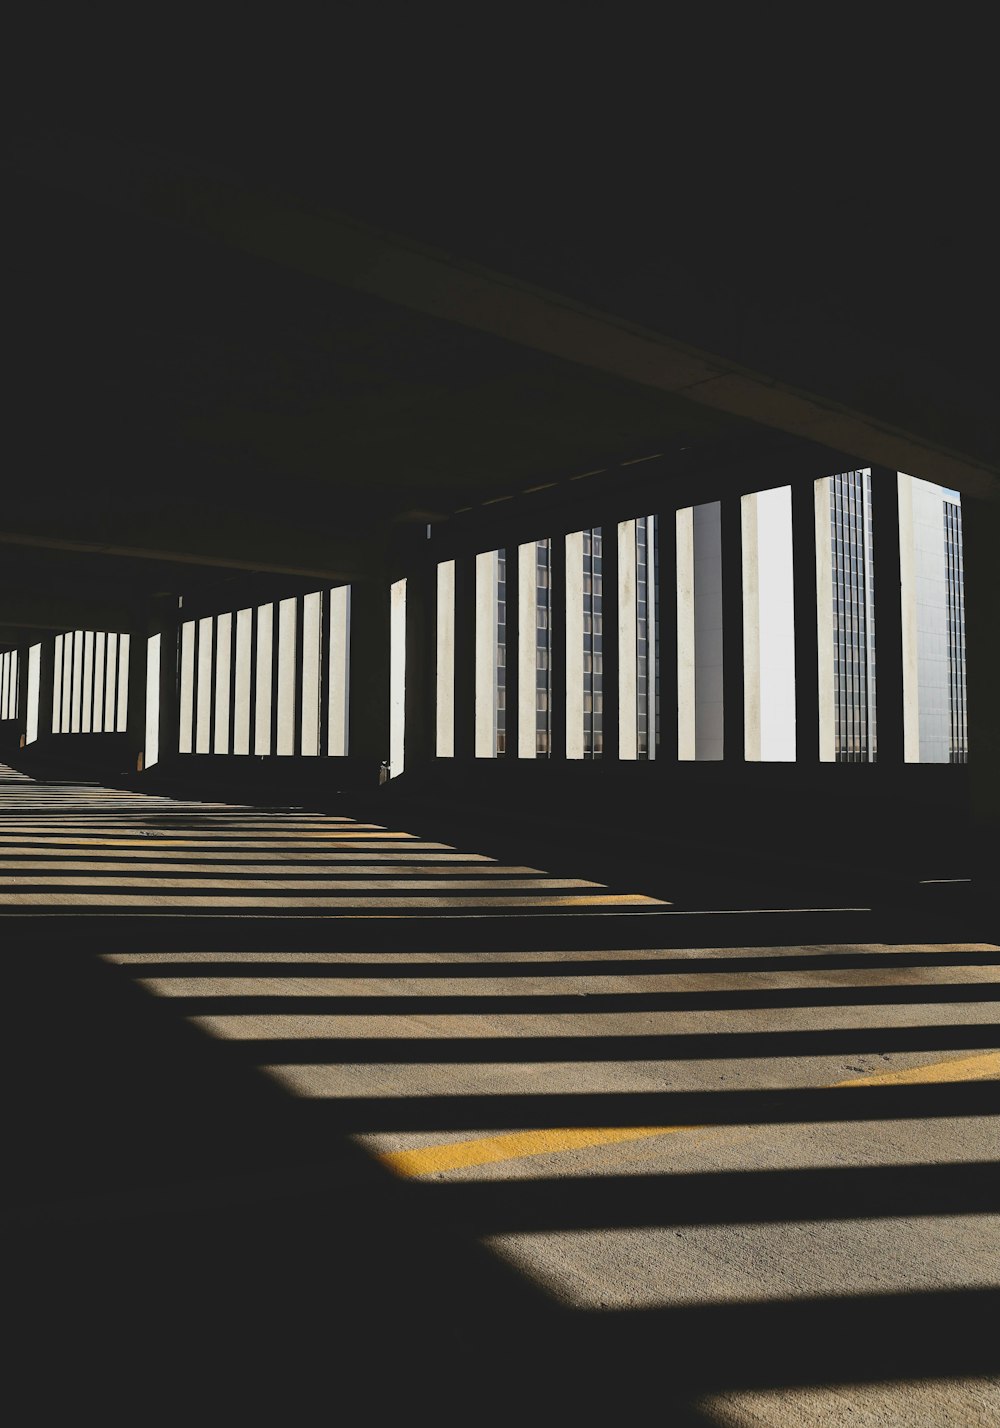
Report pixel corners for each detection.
[378,1124,694,1177]
[380,1051,1000,1178]
[835,1050,1000,1087]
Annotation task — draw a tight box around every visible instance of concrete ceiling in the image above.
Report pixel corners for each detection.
[1,105,994,638]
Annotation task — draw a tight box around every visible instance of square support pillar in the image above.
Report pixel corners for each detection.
[503,540,519,759]
[792,477,821,766]
[962,493,1000,844]
[452,554,477,761]
[600,511,620,762]
[403,556,436,772]
[869,467,904,765]
[128,596,180,773]
[656,510,677,763]
[348,578,391,765]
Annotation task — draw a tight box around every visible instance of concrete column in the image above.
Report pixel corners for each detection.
[404,557,436,771]
[962,493,1000,843]
[503,540,519,759]
[129,597,180,773]
[475,550,498,757]
[565,529,584,758]
[452,554,477,760]
[869,468,904,765]
[656,509,677,762]
[348,577,391,765]
[600,514,620,762]
[720,496,745,763]
[435,561,455,757]
[548,532,567,760]
[792,477,822,766]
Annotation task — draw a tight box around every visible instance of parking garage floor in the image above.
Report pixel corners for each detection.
[2,762,997,1425]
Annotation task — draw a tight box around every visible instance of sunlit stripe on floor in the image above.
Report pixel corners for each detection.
[378,1050,1000,1177]
[0,891,664,908]
[0,832,428,841]
[377,1124,695,1177]
[0,876,605,891]
[836,1051,1000,1086]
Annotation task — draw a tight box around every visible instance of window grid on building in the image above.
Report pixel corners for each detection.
[830,470,877,762]
[582,526,603,758]
[944,499,968,763]
[536,538,551,756]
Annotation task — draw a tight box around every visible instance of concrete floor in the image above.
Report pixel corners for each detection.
[2,763,998,1424]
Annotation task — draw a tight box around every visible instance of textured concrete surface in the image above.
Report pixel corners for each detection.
[2,763,997,1424]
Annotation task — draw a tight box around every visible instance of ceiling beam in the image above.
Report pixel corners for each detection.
[10,130,998,501]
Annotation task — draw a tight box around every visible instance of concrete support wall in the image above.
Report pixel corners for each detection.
[389,579,406,778]
[899,473,952,763]
[678,502,725,760]
[328,586,351,757]
[503,541,519,759]
[475,550,498,758]
[742,487,795,762]
[348,579,391,765]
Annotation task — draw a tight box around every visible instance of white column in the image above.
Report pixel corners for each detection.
[389,578,406,777]
[81,631,94,732]
[70,630,84,732]
[93,631,106,732]
[435,561,455,757]
[144,633,161,769]
[565,529,584,758]
[475,550,498,757]
[27,644,40,744]
[214,611,232,753]
[115,633,130,733]
[676,509,695,759]
[276,597,297,756]
[518,541,537,758]
[52,635,63,733]
[254,604,273,754]
[195,619,213,752]
[301,591,321,756]
[618,518,638,759]
[329,585,351,757]
[178,624,194,752]
[104,633,117,732]
[900,472,951,763]
[233,608,252,754]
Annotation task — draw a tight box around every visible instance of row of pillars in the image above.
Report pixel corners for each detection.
[4,472,998,839]
[402,471,918,769]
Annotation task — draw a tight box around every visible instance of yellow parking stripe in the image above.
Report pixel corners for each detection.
[378,1124,693,1177]
[836,1050,1000,1087]
[379,1050,1000,1178]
